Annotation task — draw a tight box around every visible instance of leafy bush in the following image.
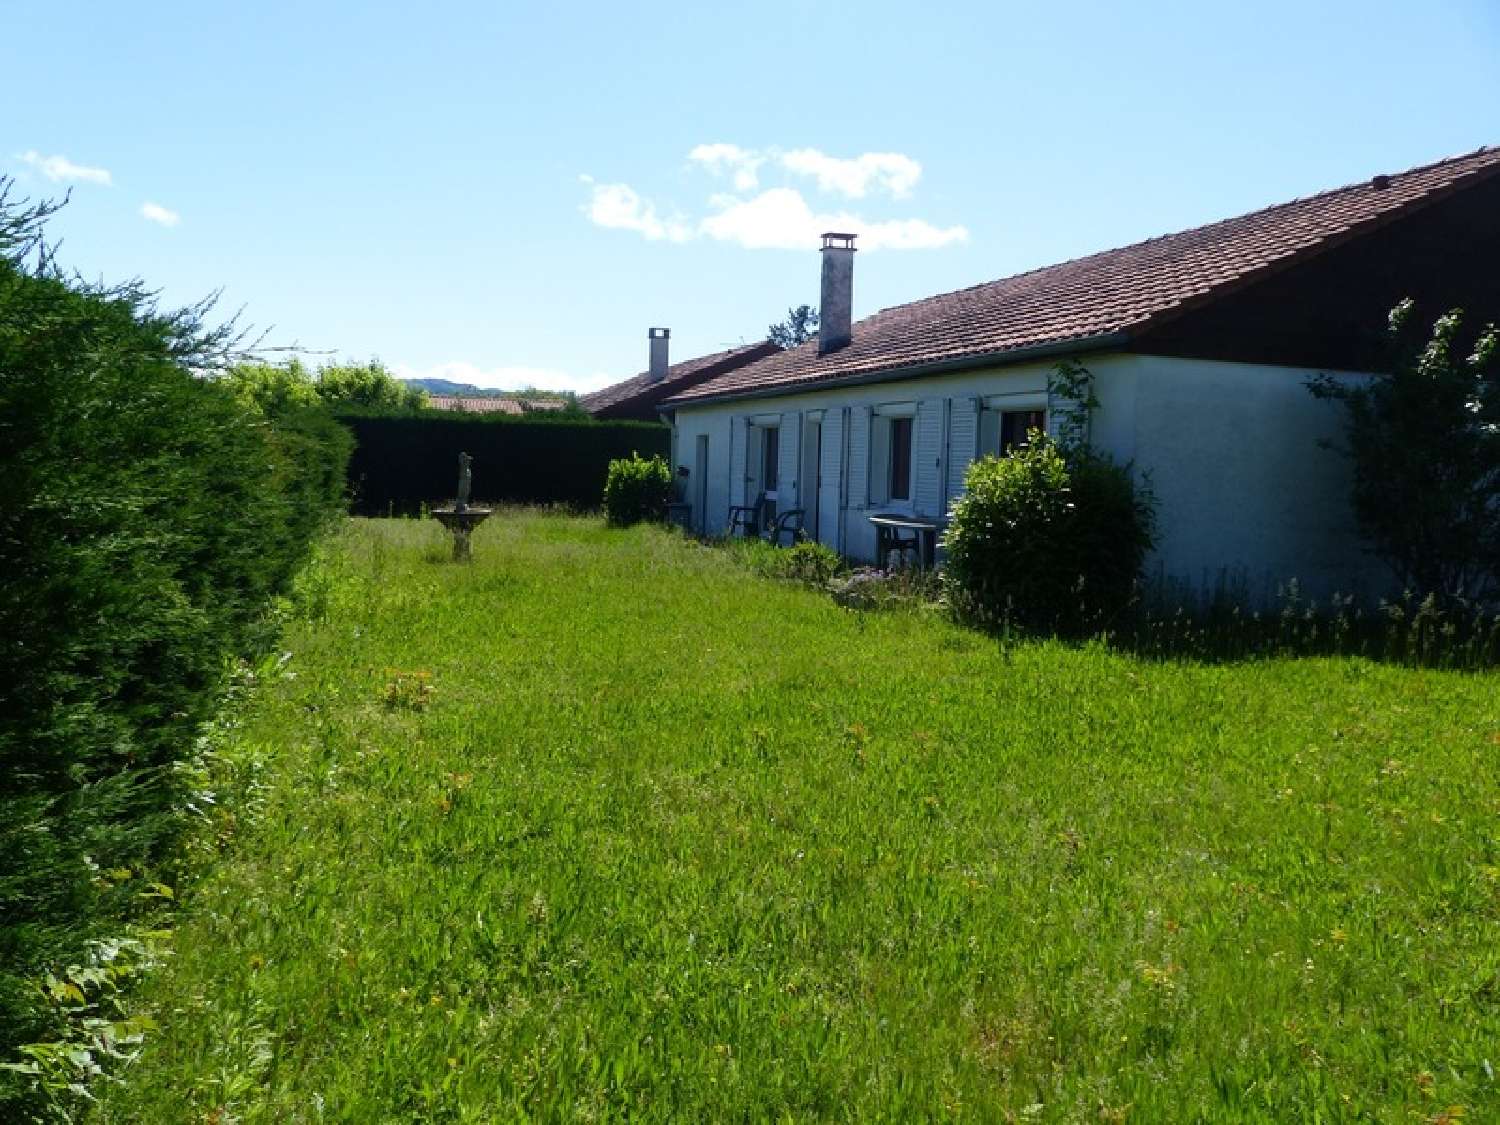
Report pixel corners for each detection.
[779,540,844,585]
[220,358,427,418]
[942,434,1155,634]
[314,359,426,412]
[218,358,323,417]
[602,453,674,527]
[730,537,846,585]
[0,183,350,1114]
[1309,300,1500,604]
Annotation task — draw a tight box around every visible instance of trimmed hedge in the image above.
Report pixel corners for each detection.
[0,189,350,1110]
[338,411,670,515]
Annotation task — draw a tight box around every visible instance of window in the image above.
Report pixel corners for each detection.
[889,416,913,501]
[1000,409,1045,453]
[978,406,1047,458]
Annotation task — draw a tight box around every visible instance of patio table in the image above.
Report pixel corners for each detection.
[867,513,940,569]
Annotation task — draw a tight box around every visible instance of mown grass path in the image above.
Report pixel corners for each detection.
[100,516,1500,1122]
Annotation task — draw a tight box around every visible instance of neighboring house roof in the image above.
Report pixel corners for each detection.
[427,396,569,414]
[666,146,1500,406]
[583,341,781,419]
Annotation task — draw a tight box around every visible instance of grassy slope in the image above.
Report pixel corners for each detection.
[99,516,1500,1122]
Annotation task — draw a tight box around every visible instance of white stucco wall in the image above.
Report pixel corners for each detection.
[668,353,1387,604]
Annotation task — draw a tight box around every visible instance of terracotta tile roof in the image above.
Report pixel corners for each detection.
[427,396,570,414]
[666,146,1500,405]
[428,395,526,414]
[582,340,780,417]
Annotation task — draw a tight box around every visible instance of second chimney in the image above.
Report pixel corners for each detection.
[647,327,670,381]
[818,232,856,354]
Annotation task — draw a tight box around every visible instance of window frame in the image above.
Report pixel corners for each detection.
[979,392,1048,458]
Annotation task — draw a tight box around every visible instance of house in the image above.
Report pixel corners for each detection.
[660,146,1500,602]
[582,329,779,422]
[427,395,569,415]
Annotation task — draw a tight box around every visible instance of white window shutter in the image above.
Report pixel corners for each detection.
[947,396,980,511]
[729,416,748,508]
[914,398,944,516]
[869,414,890,506]
[779,412,801,507]
[818,408,844,550]
[978,408,1000,460]
[847,405,871,510]
[748,426,765,497]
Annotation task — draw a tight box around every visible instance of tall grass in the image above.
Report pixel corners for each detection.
[98,514,1499,1121]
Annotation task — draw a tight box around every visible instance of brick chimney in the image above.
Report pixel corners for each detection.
[818,233,856,354]
[647,327,670,382]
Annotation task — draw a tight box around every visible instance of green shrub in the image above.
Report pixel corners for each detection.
[729,537,845,585]
[0,183,350,1115]
[602,453,674,527]
[1308,301,1500,603]
[779,540,844,585]
[942,435,1155,634]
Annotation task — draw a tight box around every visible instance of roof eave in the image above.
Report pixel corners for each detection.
[663,331,1131,409]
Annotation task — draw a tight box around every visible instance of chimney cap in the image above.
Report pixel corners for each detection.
[820,232,858,250]
[648,326,670,338]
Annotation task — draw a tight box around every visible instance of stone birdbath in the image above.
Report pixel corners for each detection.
[431,451,492,561]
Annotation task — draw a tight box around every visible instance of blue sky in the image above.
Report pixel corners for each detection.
[8,0,1499,391]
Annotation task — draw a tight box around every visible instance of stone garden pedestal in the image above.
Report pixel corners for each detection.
[432,506,492,562]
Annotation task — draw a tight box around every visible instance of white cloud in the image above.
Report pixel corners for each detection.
[19,150,112,185]
[140,201,180,227]
[700,187,967,251]
[395,361,615,394]
[780,148,921,199]
[581,179,692,242]
[581,144,964,251]
[689,144,923,199]
[688,143,764,191]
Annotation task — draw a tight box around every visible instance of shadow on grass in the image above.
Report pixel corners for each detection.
[962,585,1500,672]
[706,532,1500,672]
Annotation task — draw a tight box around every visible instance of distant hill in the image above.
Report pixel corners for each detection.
[403,377,575,402]
[403,377,495,396]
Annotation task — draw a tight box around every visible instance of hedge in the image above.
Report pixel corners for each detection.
[337,411,670,515]
[0,188,351,1112]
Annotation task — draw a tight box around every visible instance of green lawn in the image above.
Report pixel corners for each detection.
[99,515,1500,1122]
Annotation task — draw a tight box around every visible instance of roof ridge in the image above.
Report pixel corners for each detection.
[587,339,771,390]
[870,144,1499,322]
[666,143,1500,407]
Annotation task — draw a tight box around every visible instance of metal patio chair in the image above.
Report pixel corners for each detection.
[727,493,767,538]
[763,508,807,547]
